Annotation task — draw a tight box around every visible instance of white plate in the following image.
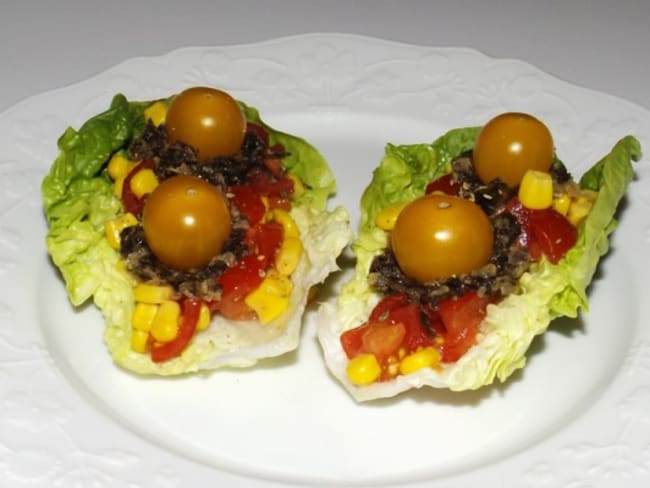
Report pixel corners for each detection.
[1,33,650,488]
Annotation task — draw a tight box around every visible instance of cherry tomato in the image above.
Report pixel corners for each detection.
[473,112,554,187]
[391,194,494,283]
[165,87,246,160]
[142,175,232,270]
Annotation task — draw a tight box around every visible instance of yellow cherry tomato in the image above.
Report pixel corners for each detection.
[165,87,246,160]
[473,112,554,187]
[391,194,493,283]
[142,175,232,270]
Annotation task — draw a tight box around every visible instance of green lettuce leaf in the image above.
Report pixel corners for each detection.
[317,130,640,401]
[42,94,350,374]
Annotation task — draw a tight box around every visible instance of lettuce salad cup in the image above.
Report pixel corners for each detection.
[316,118,640,402]
[42,89,351,375]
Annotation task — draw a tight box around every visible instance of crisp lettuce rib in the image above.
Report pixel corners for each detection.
[316,132,640,402]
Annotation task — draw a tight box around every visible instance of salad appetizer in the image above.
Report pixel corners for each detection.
[317,113,640,401]
[42,87,351,374]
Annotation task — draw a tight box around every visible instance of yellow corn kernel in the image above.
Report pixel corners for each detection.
[375,202,408,230]
[275,236,303,276]
[104,213,138,250]
[567,196,593,226]
[129,168,159,198]
[288,173,305,197]
[196,302,211,331]
[131,302,158,332]
[113,176,125,198]
[150,300,181,342]
[346,353,381,386]
[107,154,136,180]
[519,170,554,210]
[244,272,292,324]
[133,283,174,304]
[272,209,300,238]
[144,101,167,126]
[552,193,572,216]
[399,347,441,375]
[130,329,150,353]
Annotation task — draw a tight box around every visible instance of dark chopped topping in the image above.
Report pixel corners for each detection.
[369,152,536,307]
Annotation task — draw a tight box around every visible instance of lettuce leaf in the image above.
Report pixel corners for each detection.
[316,130,640,401]
[42,94,350,374]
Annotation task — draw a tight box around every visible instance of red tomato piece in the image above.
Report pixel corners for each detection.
[248,170,294,197]
[368,294,409,322]
[229,185,266,225]
[388,303,434,353]
[361,322,406,361]
[437,291,491,362]
[122,160,155,216]
[263,157,283,177]
[151,297,201,363]
[425,173,461,196]
[267,195,292,211]
[340,323,370,359]
[245,221,283,269]
[217,255,264,320]
[529,209,578,264]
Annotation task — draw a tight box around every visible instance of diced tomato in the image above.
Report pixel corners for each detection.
[340,323,370,359]
[269,143,285,155]
[506,197,577,264]
[246,122,269,148]
[267,195,292,211]
[245,220,283,269]
[437,291,492,362]
[248,169,294,197]
[388,303,434,352]
[425,174,461,196]
[361,322,406,361]
[151,297,201,363]
[368,294,409,322]
[122,160,155,215]
[263,157,283,177]
[229,184,266,225]
[217,255,264,320]
[529,209,578,264]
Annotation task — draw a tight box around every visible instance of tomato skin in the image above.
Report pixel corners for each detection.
[473,112,554,187]
[142,175,232,271]
[217,255,264,320]
[341,324,370,359]
[151,297,201,363]
[388,303,434,352]
[506,197,577,264]
[229,184,266,225]
[437,291,492,362]
[122,160,155,215]
[166,87,246,160]
[368,294,409,322]
[425,174,461,196]
[391,194,494,283]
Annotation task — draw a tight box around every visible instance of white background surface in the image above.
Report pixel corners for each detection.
[1,0,649,113]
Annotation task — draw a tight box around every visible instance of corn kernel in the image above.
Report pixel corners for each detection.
[131,302,158,331]
[144,101,167,126]
[375,202,408,230]
[567,196,593,226]
[104,213,138,250]
[272,209,300,238]
[347,353,381,386]
[150,300,181,342]
[519,170,554,209]
[275,236,303,276]
[130,329,150,353]
[244,272,292,324]
[129,168,159,198]
[133,283,174,304]
[288,173,305,197]
[399,347,441,375]
[107,154,136,180]
[113,176,125,198]
[552,193,572,216]
[196,302,211,331]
